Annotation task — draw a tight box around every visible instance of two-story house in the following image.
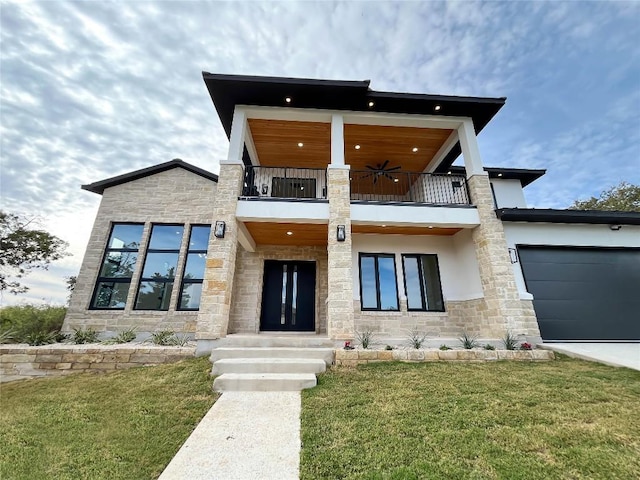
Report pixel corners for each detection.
[64,73,640,352]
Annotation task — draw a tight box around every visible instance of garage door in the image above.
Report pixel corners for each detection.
[518,246,640,341]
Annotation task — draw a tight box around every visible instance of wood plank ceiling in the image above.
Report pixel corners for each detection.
[244,222,328,246]
[247,119,453,173]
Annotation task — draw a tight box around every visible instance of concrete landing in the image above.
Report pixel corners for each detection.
[159,391,300,480]
[540,343,640,371]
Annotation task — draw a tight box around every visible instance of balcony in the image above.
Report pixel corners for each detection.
[350,171,470,205]
[241,166,327,200]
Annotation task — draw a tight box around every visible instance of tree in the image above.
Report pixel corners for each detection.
[570,181,640,212]
[0,211,69,294]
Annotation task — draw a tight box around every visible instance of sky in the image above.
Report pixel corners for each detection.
[1,0,639,306]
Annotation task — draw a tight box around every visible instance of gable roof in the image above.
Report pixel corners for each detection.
[81,159,218,195]
[448,166,546,187]
[202,73,506,171]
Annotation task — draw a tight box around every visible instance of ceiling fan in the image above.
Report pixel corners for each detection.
[363,160,401,184]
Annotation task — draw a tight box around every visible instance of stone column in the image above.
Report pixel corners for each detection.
[326,165,355,340]
[196,162,244,340]
[467,175,542,341]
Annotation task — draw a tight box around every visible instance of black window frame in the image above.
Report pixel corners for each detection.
[358,253,400,311]
[401,254,445,312]
[134,223,185,311]
[89,222,144,310]
[177,224,211,311]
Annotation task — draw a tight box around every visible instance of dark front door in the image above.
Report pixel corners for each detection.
[260,260,316,332]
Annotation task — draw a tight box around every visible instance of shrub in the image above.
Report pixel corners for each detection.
[0,328,16,344]
[439,344,451,351]
[483,344,496,351]
[406,329,428,349]
[150,330,176,346]
[520,342,533,351]
[170,333,191,347]
[458,332,479,350]
[0,304,66,343]
[356,329,375,349]
[502,331,519,351]
[73,327,99,344]
[114,327,137,344]
[24,331,57,346]
[385,345,393,351]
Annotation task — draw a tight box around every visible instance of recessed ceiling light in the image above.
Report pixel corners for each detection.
[368,101,375,107]
[393,178,399,183]
[434,105,441,111]
[447,171,452,175]
[298,142,304,147]
[355,144,361,150]
[428,226,434,229]
[381,224,386,228]
[497,173,503,177]
[412,147,418,153]
[286,231,293,236]
[285,97,292,103]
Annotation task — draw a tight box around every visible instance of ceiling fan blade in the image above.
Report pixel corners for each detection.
[373,176,378,184]
[386,165,402,172]
[383,173,395,181]
[380,160,390,170]
[365,165,377,171]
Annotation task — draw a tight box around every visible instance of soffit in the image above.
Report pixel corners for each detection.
[352,225,461,236]
[244,222,328,246]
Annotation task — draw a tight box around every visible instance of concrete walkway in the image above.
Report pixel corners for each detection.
[540,343,640,371]
[159,391,301,480]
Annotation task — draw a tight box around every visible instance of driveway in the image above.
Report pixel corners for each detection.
[540,343,640,371]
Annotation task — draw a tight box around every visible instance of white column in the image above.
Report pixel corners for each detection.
[331,114,345,166]
[458,119,486,177]
[227,107,247,164]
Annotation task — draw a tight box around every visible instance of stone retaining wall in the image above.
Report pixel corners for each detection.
[335,348,554,366]
[0,344,196,383]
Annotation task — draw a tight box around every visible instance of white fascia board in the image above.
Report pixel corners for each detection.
[240,104,468,130]
[236,200,330,223]
[351,203,479,228]
[237,221,256,252]
[244,124,261,166]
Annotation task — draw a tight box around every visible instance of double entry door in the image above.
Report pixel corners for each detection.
[260,260,315,332]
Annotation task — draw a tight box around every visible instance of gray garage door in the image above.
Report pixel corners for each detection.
[518,246,640,341]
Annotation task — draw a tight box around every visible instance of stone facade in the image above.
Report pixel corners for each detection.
[0,344,195,383]
[326,166,355,339]
[466,175,541,340]
[228,245,328,334]
[197,163,244,339]
[64,167,217,334]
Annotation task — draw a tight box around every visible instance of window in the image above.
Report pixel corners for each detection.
[178,225,211,310]
[91,223,144,309]
[402,254,445,311]
[134,224,184,310]
[359,253,399,311]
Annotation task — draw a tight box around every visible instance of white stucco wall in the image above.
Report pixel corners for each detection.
[503,222,640,297]
[351,231,483,303]
[490,179,527,208]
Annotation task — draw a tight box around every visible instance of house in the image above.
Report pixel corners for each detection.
[64,73,640,352]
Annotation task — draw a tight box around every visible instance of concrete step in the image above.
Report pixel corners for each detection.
[213,373,317,392]
[212,358,327,375]
[210,347,334,365]
[216,334,335,348]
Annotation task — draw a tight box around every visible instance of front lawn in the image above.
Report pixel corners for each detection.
[301,356,640,479]
[0,357,217,480]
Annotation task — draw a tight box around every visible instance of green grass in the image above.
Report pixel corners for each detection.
[301,356,640,479]
[0,357,217,480]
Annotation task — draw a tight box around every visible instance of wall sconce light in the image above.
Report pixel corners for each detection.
[337,225,346,242]
[214,221,226,238]
[609,224,622,231]
[261,184,268,195]
[508,247,519,264]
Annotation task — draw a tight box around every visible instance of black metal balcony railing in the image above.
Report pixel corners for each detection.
[350,171,470,205]
[241,166,328,200]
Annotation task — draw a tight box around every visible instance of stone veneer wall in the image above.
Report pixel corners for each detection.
[64,168,217,334]
[228,245,329,334]
[197,163,244,339]
[0,345,195,383]
[326,167,355,339]
[466,175,541,340]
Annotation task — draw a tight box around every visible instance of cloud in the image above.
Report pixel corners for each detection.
[0,0,638,304]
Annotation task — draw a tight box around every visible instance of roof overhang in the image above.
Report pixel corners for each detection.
[496,208,640,225]
[82,159,218,195]
[449,166,546,187]
[202,73,506,171]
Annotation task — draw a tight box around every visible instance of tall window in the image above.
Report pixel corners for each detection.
[91,223,144,309]
[178,225,211,310]
[359,253,399,311]
[402,254,445,311]
[135,224,184,310]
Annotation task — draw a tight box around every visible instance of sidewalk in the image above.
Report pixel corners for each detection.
[159,391,301,480]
